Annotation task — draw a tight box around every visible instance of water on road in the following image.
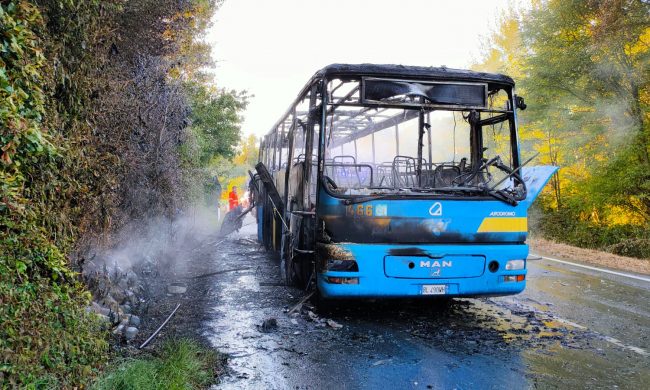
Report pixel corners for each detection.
[201,222,649,389]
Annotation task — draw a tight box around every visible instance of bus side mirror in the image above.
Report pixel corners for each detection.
[515,96,527,110]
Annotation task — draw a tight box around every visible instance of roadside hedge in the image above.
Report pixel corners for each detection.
[1,1,109,386]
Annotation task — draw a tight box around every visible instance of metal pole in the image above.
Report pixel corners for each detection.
[427,112,432,170]
[139,304,181,349]
[371,131,376,164]
[395,124,400,156]
[417,109,424,187]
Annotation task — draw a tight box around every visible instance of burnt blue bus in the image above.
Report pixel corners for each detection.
[252,64,557,299]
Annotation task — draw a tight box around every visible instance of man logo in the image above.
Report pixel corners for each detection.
[420,260,453,268]
[431,269,441,277]
[429,202,442,216]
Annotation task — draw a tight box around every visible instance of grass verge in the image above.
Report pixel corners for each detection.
[92,339,224,390]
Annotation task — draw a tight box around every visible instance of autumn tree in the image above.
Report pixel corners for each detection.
[474,0,650,257]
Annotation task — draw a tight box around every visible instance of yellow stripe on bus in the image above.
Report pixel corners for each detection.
[477,217,528,233]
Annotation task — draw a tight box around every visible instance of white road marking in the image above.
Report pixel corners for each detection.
[529,253,650,283]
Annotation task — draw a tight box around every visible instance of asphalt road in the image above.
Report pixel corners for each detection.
[203,222,649,390]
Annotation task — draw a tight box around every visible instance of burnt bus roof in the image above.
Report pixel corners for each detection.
[316,63,514,86]
[262,64,514,138]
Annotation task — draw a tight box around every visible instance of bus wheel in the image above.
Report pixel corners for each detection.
[281,235,313,289]
[292,254,314,290]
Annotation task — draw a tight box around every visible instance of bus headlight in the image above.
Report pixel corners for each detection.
[505,259,525,270]
[326,259,358,272]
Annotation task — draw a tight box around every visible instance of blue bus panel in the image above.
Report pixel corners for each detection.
[316,166,557,298]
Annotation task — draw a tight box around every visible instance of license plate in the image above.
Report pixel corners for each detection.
[422,284,447,295]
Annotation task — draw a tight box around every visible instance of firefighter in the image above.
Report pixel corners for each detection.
[228,186,239,210]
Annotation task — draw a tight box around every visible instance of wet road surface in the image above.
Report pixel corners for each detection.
[202,222,649,389]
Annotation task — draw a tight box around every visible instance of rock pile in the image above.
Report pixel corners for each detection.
[85,263,147,342]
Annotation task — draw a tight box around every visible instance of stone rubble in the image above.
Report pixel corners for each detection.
[84,259,150,342]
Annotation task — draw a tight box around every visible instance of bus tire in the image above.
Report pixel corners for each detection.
[281,234,313,289]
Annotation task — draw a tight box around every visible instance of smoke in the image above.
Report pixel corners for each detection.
[595,98,637,147]
[82,206,220,278]
[589,56,642,148]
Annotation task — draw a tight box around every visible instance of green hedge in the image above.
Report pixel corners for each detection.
[536,207,650,259]
[1,1,108,386]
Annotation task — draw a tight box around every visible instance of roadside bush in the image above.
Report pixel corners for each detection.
[92,339,222,390]
[2,0,239,386]
[536,207,650,258]
[1,1,110,385]
[0,265,108,387]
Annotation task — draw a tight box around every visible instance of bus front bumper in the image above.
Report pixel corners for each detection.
[317,243,529,298]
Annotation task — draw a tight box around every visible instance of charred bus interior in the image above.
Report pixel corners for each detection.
[322,76,526,206]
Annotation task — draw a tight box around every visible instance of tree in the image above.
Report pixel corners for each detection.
[473,0,650,256]
[524,0,650,220]
[186,83,249,165]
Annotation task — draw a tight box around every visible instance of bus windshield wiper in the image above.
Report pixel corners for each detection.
[487,152,538,192]
[486,189,518,206]
[417,186,519,206]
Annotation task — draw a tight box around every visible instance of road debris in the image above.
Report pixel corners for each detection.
[139,303,181,349]
[167,283,187,294]
[327,319,343,330]
[307,310,319,322]
[258,318,278,333]
[190,267,251,279]
[288,291,315,314]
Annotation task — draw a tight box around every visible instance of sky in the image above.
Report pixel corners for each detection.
[206,0,513,138]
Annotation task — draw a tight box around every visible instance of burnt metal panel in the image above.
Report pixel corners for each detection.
[255,162,284,213]
[316,63,514,86]
[362,78,488,108]
[321,215,526,244]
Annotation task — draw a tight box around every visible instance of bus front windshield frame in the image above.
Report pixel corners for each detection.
[322,77,525,203]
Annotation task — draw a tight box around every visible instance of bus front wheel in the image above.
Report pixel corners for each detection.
[280,234,312,289]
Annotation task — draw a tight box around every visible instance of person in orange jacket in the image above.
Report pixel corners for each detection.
[228,186,239,210]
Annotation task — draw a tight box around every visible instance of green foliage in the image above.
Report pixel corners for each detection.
[537,207,650,258]
[1,1,51,204]
[1,0,241,386]
[92,339,222,390]
[186,82,249,164]
[474,0,650,258]
[0,268,108,387]
[1,1,110,386]
[182,83,249,205]
[585,140,650,221]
